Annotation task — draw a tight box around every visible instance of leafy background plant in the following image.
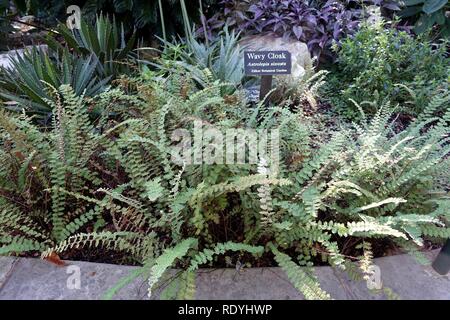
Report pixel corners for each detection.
[148,26,246,91]
[0,15,136,122]
[0,85,108,254]
[0,0,16,51]
[0,48,109,119]
[324,22,448,119]
[199,0,403,61]
[398,0,449,36]
[45,14,137,79]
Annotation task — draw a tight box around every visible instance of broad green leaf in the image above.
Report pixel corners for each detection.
[398,5,423,17]
[414,12,436,33]
[422,0,448,14]
[403,0,425,5]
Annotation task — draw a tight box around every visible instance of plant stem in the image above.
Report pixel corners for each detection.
[179,0,193,41]
[157,0,167,44]
[199,0,209,47]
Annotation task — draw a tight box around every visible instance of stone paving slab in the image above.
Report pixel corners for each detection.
[0,250,448,300]
[0,257,17,290]
[0,258,146,300]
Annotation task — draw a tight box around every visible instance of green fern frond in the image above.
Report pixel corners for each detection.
[270,245,331,300]
[188,242,264,272]
[148,238,198,298]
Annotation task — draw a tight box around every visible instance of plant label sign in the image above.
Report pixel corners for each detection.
[244,50,291,106]
[244,50,292,76]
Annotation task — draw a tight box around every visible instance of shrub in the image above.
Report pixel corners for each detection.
[3,0,219,40]
[325,22,449,119]
[199,0,402,61]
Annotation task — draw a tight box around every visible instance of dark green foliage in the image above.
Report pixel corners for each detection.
[0,2,449,300]
[81,0,219,38]
[398,0,449,36]
[325,22,449,119]
[0,0,16,51]
[12,0,72,25]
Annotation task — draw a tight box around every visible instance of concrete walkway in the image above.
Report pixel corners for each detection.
[0,250,449,300]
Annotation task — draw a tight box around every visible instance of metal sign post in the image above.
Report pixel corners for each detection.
[244,50,291,107]
[432,239,450,275]
[259,75,273,106]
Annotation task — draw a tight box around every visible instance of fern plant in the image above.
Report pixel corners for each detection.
[1,69,448,300]
[0,85,110,254]
[44,73,449,298]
